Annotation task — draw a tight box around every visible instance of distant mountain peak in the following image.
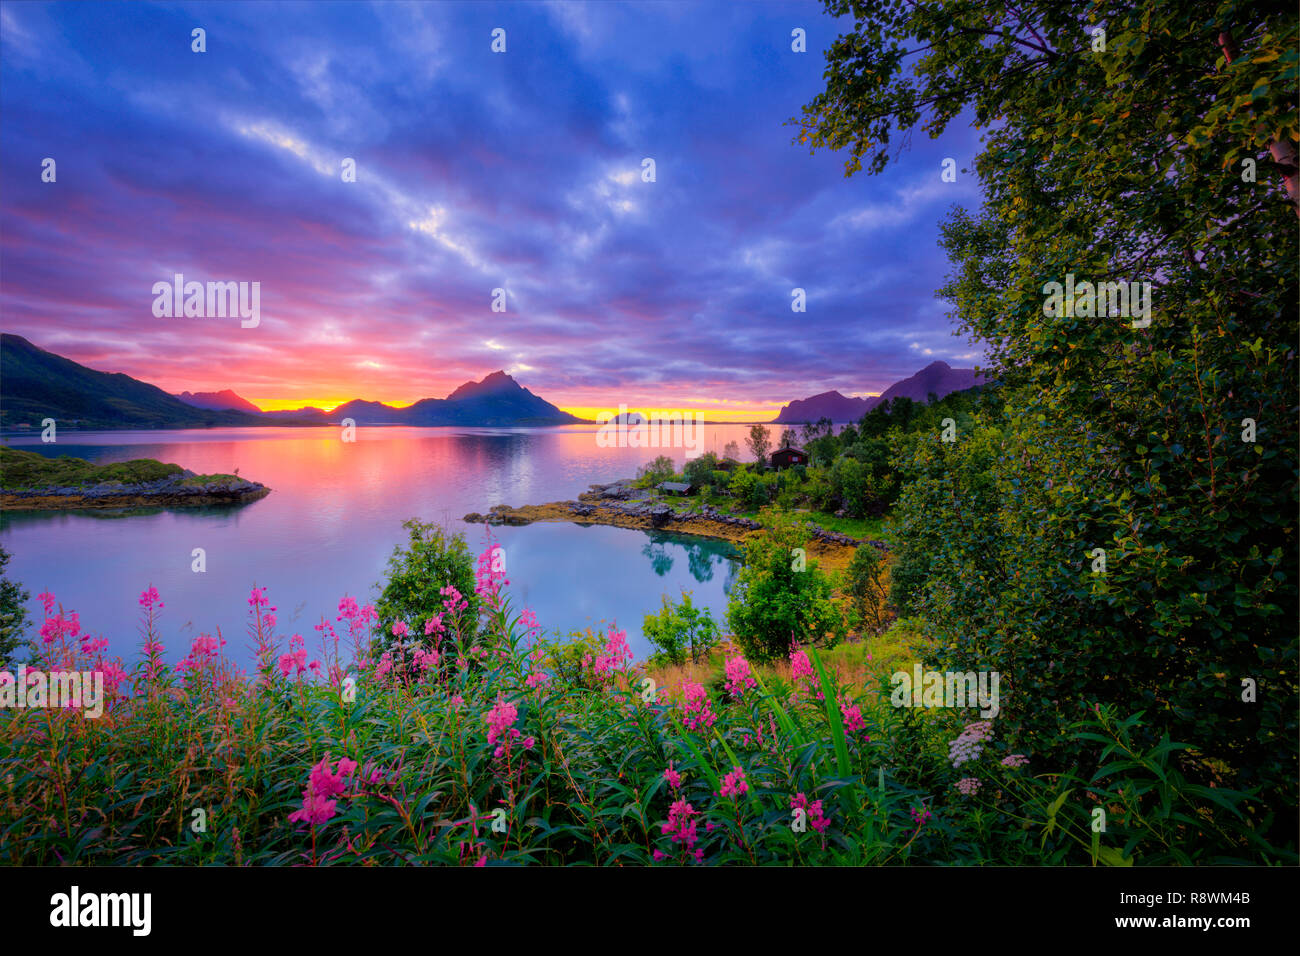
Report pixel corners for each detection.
[446,370,523,402]
[772,361,984,423]
[175,389,262,414]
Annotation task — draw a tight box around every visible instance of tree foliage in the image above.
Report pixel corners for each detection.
[801,0,1299,834]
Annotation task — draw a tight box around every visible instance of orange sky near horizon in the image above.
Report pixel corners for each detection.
[250,398,815,422]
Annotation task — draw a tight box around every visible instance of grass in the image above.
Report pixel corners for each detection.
[0,446,239,490]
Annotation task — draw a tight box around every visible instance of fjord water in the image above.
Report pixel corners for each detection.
[0,424,788,669]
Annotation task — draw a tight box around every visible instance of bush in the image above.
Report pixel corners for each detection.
[727,514,845,661]
[373,519,478,653]
[643,591,719,665]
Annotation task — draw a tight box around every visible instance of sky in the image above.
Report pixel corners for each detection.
[0,0,987,421]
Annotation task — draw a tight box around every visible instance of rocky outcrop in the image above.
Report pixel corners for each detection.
[2,470,271,510]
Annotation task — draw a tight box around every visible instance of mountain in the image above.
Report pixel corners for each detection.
[772,361,985,423]
[876,361,983,405]
[175,389,263,414]
[771,390,879,425]
[0,334,267,429]
[0,335,582,429]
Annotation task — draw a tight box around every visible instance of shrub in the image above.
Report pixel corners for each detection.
[643,591,720,665]
[373,518,478,653]
[727,513,845,661]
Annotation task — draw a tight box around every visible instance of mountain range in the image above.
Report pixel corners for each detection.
[771,361,985,423]
[0,334,581,429]
[1,333,985,431]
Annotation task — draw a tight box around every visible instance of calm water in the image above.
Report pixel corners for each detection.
[0,424,796,667]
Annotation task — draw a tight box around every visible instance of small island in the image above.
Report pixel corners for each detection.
[0,445,270,510]
[465,476,888,575]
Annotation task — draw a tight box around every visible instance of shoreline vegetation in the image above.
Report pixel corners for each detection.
[463,478,882,574]
[0,446,270,511]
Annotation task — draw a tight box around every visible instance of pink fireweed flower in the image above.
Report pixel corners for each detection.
[138,586,164,611]
[337,596,360,621]
[519,607,539,635]
[680,680,716,731]
[485,697,525,759]
[955,777,982,796]
[789,646,824,701]
[39,591,56,615]
[278,634,311,678]
[664,761,684,791]
[719,766,748,799]
[910,805,932,827]
[423,614,444,636]
[723,654,757,699]
[391,621,410,639]
[790,792,831,834]
[660,799,700,853]
[475,544,510,599]
[289,755,357,826]
[440,585,468,615]
[589,625,633,676]
[838,693,868,736]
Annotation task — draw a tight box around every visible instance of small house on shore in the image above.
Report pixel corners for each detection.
[659,481,695,496]
[716,457,742,472]
[770,446,809,470]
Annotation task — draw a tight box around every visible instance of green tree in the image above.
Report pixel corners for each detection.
[0,545,31,667]
[643,591,720,665]
[683,452,720,489]
[637,455,677,486]
[799,0,1298,829]
[374,519,479,651]
[746,424,771,465]
[845,543,890,635]
[727,514,845,661]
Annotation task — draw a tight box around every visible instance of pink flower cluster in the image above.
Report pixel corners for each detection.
[723,654,757,699]
[791,792,830,834]
[719,766,748,799]
[176,633,226,676]
[948,720,995,768]
[289,755,358,826]
[664,762,684,791]
[910,805,933,827]
[279,634,320,679]
[838,693,869,737]
[475,544,510,599]
[485,697,533,760]
[655,798,702,863]
[955,777,982,796]
[440,585,468,616]
[680,680,716,731]
[1000,753,1029,769]
[524,646,551,689]
[138,586,164,611]
[582,625,634,677]
[789,646,824,701]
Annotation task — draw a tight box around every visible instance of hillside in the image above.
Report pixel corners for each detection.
[0,334,266,429]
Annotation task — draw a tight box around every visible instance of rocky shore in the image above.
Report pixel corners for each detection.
[464,479,888,573]
[1,470,271,511]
